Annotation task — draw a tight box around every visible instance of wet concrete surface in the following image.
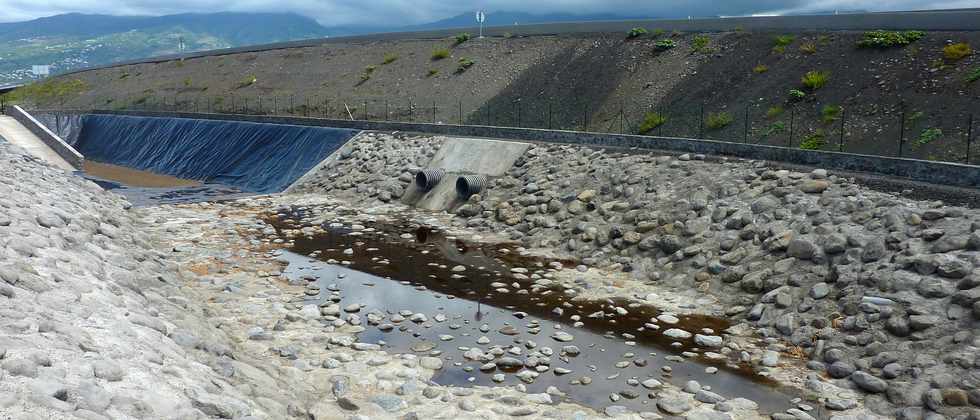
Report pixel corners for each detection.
[274,216,802,415]
[80,160,252,206]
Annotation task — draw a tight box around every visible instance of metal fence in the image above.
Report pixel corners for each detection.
[4,92,977,166]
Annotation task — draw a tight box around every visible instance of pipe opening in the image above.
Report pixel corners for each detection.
[415,169,445,191]
[456,175,488,199]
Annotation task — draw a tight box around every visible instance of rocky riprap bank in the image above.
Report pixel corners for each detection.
[0,140,609,419]
[292,133,980,420]
[0,141,274,418]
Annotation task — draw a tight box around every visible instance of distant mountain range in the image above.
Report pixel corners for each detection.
[0,10,655,84]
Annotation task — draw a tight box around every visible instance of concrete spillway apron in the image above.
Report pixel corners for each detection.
[405,137,530,211]
[0,115,76,171]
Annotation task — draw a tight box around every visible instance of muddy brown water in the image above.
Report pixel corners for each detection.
[274,214,800,415]
[80,160,252,206]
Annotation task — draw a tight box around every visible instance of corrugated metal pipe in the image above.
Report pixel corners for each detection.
[456,175,488,199]
[415,169,445,191]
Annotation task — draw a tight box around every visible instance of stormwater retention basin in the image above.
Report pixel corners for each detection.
[269,212,802,416]
[70,114,358,194]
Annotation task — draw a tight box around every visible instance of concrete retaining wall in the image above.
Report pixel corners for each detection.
[89,109,980,189]
[7,106,84,169]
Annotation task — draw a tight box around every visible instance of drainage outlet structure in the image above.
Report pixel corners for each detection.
[416,169,446,192]
[456,175,488,199]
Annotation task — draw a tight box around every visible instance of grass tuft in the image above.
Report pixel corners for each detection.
[692,35,711,53]
[454,33,472,46]
[801,70,830,90]
[637,112,668,134]
[800,130,827,150]
[944,43,972,61]
[431,48,450,60]
[821,105,841,124]
[705,112,733,130]
[455,57,475,74]
[626,27,648,39]
[654,39,676,50]
[766,106,784,119]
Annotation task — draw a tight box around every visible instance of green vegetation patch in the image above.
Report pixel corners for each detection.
[944,43,972,61]
[237,74,257,88]
[637,112,668,134]
[799,42,817,54]
[753,64,769,74]
[626,27,648,39]
[2,78,89,104]
[774,35,796,47]
[766,106,784,119]
[705,112,733,130]
[454,33,472,46]
[382,53,398,64]
[455,58,475,74]
[821,105,841,124]
[856,30,924,48]
[918,128,943,146]
[427,69,439,77]
[800,130,827,150]
[967,68,980,83]
[431,48,450,60]
[788,89,806,101]
[761,121,786,138]
[654,39,676,51]
[692,35,711,53]
[802,70,830,90]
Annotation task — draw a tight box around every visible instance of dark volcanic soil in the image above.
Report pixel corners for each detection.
[27,30,980,162]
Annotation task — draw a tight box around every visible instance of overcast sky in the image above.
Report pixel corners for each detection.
[0,0,978,25]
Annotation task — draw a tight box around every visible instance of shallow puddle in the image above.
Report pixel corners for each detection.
[80,160,252,206]
[276,217,800,415]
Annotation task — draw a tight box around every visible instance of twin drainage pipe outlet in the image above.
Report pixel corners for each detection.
[414,169,488,200]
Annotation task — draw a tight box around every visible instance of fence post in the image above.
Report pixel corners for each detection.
[385,100,390,121]
[788,106,795,148]
[516,98,521,128]
[290,96,294,115]
[487,103,491,126]
[306,97,310,117]
[459,100,463,125]
[432,100,436,123]
[585,102,589,131]
[698,103,705,138]
[659,105,665,137]
[967,114,974,165]
[898,102,906,158]
[244,97,248,114]
[548,101,553,129]
[743,105,749,143]
[620,101,625,134]
[324,98,328,118]
[364,101,368,120]
[839,107,846,152]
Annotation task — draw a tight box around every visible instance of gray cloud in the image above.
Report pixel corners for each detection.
[0,0,976,25]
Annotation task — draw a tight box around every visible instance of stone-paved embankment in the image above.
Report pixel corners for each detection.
[0,139,609,420]
[0,141,328,419]
[291,133,980,419]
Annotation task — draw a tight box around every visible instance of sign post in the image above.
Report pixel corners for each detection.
[476,11,486,38]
